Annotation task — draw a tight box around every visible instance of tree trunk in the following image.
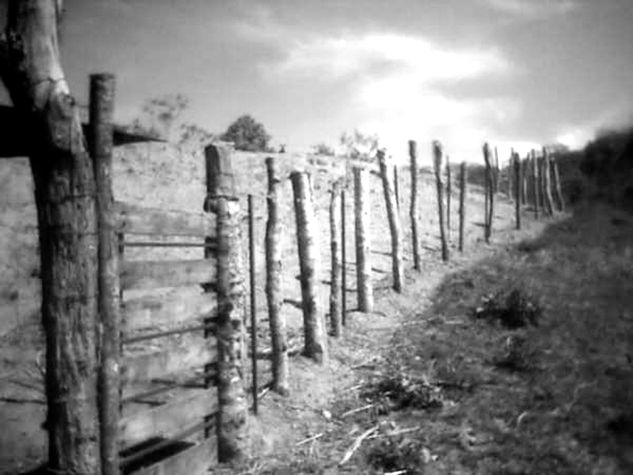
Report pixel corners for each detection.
[408,141,421,271]
[341,189,347,326]
[205,144,248,462]
[89,74,121,475]
[542,150,555,216]
[329,181,342,336]
[354,167,374,311]
[532,151,540,219]
[483,143,494,243]
[247,194,258,415]
[432,142,449,261]
[521,158,528,205]
[2,2,101,473]
[459,162,466,253]
[264,158,288,394]
[290,172,327,363]
[552,156,566,212]
[513,153,521,230]
[446,156,452,240]
[377,151,405,290]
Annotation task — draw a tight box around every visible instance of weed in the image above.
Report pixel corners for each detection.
[364,436,427,475]
[494,334,539,372]
[474,288,541,329]
[361,373,443,413]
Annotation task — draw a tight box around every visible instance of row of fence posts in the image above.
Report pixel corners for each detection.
[241,139,567,462]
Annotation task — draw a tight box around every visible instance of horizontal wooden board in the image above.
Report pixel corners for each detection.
[128,437,215,475]
[123,292,217,333]
[120,259,216,290]
[122,338,216,385]
[114,201,215,237]
[119,389,217,449]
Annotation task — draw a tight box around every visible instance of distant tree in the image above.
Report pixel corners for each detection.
[340,129,379,161]
[312,142,335,156]
[221,114,272,152]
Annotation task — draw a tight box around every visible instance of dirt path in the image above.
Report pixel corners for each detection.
[238,202,633,474]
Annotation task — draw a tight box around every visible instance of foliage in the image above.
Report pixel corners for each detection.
[220,114,272,152]
[364,436,427,474]
[361,373,443,413]
[311,142,335,156]
[130,94,215,148]
[339,129,379,161]
[473,288,541,329]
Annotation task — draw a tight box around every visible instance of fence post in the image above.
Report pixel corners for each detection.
[329,181,342,336]
[494,146,500,194]
[508,150,514,203]
[521,157,528,205]
[247,195,258,414]
[354,167,374,311]
[532,150,540,219]
[264,158,288,395]
[89,73,120,475]
[542,149,555,216]
[513,153,521,230]
[551,155,565,212]
[290,171,328,363]
[205,144,248,462]
[408,140,421,271]
[341,189,347,326]
[446,155,452,241]
[377,150,405,290]
[394,165,400,211]
[483,143,494,243]
[459,161,466,252]
[432,142,449,261]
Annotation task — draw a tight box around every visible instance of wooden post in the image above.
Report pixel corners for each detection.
[341,189,347,326]
[508,150,514,203]
[354,167,374,311]
[494,146,500,194]
[483,143,494,243]
[2,4,102,472]
[247,195,258,414]
[290,171,327,363]
[329,181,342,336]
[89,73,120,475]
[264,157,288,395]
[432,142,449,261]
[394,165,400,211]
[532,150,540,219]
[521,157,528,205]
[542,149,555,216]
[408,140,421,271]
[513,153,521,230]
[551,155,565,212]
[459,161,466,252]
[205,144,248,462]
[377,150,405,290]
[446,155,452,240]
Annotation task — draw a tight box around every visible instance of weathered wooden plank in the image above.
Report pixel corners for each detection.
[122,339,216,385]
[120,259,216,290]
[114,201,216,237]
[119,389,217,449]
[128,437,215,475]
[123,292,217,332]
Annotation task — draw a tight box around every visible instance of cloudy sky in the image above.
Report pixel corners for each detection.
[4,0,633,163]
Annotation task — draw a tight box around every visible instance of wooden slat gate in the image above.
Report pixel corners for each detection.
[105,149,239,475]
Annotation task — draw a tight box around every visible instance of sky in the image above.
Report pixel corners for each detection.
[2,0,633,164]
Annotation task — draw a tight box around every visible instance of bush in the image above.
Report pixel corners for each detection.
[473,288,541,329]
[220,114,272,152]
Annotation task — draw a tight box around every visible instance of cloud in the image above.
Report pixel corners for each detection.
[479,0,576,18]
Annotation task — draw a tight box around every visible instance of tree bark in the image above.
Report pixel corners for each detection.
[483,143,494,243]
[513,153,521,230]
[408,141,421,271]
[432,142,449,261]
[551,156,565,212]
[354,167,374,311]
[89,74,121,475]
[265,157,288,394]
[377,151,405,290]
[459,162,466,252]
[2,2,101,473]
[290,171,327,363]
[205,144,248,462]
[532,151,540,219]
[329,181,343,336]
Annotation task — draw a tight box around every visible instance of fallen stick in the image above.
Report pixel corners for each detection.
[296,433,324,446]
[368,426,420,439]
[339,424,379,465]
[340,403,374,418]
